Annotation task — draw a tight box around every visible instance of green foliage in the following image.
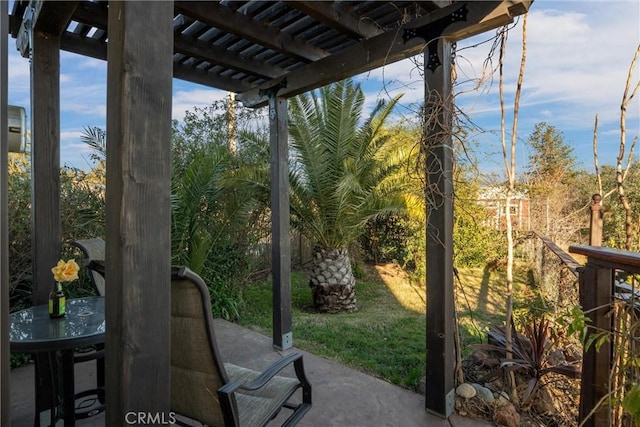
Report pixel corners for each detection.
[169,100,272,317]
[239,269,426,390]
[10,352,31,369]
[454,214,506,267]
[7,155,105,311]
[8,154,33,311]
[454,166,508,267]
[525,122,584,244]
[526,122,577,184]
[360,214,409,264]
[288,79,408,250]
[623,384,640,424]
[558,305,591,344]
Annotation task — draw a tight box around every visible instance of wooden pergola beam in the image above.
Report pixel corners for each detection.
[15,0,79,57]
[31,0,79,35]
[175,2,330,62]
[238,0,530,108]
[286,1,383,40]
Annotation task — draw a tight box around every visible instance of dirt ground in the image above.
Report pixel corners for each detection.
[368,262,581,427]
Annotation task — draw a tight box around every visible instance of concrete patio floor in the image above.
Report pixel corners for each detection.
[10,319,492,426]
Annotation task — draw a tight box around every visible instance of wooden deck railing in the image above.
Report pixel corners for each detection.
[569,245,640,427]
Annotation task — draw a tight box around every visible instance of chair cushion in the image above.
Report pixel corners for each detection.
[225,363,301,427]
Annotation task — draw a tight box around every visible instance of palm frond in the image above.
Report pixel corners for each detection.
[288,79,409,248]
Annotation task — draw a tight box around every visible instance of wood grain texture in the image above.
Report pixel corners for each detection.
[569,245,640,271]
[31,32,61,305]
[105,1,173,423]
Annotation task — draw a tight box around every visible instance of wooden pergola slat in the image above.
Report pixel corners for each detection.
[173,36,287,80]
[286,1,383,40]
[175,2,329,62]
[237,1,526,108]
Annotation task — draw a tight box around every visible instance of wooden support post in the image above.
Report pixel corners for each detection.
[268,94,292,350]
[1,1,10,422]
[424,41,455,418]
[29,30,63,420]
[589,194,603,246]
[578,262,612,427]
[31,31,61,306]
[106,2,173,423]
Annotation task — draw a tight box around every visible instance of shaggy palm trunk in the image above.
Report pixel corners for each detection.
[309,247,357,313]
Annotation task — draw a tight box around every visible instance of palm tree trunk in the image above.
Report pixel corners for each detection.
[309,247,357,313]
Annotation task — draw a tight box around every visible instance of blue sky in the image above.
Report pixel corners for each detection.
[6,1,640,175]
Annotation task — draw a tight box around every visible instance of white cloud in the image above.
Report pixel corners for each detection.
[462,3,640,126]
[172,88,226,121]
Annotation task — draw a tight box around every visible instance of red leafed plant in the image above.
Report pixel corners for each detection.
[474,316,580,404]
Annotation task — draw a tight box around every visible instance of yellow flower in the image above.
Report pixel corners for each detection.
[51,259,80,283]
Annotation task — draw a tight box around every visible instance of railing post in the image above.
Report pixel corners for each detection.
[577,260,613,427]
[589,194,603,246]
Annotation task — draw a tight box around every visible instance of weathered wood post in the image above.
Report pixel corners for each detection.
[589,194,603,246]
[30,24,64,422]
[569,246,615,427]
[106,1,174,422]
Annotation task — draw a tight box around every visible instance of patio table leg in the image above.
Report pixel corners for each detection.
[59,350,75,426]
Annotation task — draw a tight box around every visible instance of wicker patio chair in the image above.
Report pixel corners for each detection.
[171,266,312,427]
[71,237,106,296]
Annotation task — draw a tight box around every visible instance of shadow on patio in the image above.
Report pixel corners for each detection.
[10,319,489,427]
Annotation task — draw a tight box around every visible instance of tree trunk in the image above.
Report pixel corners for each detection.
[309,247,357,313]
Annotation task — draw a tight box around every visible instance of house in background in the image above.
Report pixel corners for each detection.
[478,186,530,231]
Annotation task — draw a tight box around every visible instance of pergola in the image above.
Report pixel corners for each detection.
[1,0,531,423]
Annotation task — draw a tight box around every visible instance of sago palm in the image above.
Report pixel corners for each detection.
[289,79,407,313]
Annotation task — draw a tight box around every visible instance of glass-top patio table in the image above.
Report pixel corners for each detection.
[10,297,106,426]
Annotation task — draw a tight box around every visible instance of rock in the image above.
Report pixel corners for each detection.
[565,346,582,363]
[494,402,520,427]
[547,349,566,366]
[495,391,510,407]
[533,386,557,415]
[472,383,495,404]
[456,383,477,399]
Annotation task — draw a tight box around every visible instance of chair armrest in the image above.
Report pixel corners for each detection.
[87,260,106,278]
[218,353,312,426]
[219,352,304,394]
